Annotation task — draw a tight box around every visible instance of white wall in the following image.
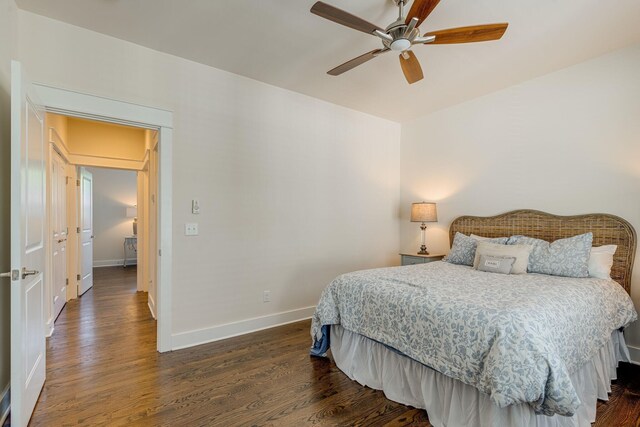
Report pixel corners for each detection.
[400,45,640,356]
[0,0,18,416]
[87,167,138,267]
[16,10,401,346]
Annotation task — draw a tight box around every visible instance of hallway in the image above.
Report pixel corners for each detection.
[30,266,157,425]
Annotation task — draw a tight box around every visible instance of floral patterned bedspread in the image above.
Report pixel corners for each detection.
[310,261,637,416]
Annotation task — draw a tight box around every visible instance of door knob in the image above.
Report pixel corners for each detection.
[22,268,39,279]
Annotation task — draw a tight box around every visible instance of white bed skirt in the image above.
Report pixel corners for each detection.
[330,325,630,427]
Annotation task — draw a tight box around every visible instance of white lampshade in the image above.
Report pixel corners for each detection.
[410,202,437,223]
[126,206,138,218]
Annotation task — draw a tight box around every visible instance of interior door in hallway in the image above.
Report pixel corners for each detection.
[9,60,47,427]
[51,150,68,320]
[78,167,94,296]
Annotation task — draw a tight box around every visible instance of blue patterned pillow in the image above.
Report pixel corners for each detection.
[445,232,509,266]
[507,233,593,278]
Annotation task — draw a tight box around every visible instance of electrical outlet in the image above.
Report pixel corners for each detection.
[263,290,271,303]
[185,223,198,236]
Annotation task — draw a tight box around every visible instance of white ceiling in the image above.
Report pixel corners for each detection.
[15,0,640,122]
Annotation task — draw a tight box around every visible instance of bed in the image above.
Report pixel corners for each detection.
[310,210,638,427]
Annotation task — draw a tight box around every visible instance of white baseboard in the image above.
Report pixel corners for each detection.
[93,259,137,268]
[45,319,54,338]
[628,344,640,365]
[172,306,316,351]
[0,383,10,426]
[148,294,157,320]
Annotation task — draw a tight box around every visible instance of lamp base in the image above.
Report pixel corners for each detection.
[418,245,429,255]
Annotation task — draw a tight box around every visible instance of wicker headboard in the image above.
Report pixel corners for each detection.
[449,209,637,294]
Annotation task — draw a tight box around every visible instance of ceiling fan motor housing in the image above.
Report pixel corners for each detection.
[384,20,420,51]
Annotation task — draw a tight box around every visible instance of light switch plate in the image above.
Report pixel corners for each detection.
[192,199,200,214]
[185,223,198,236]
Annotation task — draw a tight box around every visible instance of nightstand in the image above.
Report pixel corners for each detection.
[400,253,445,266]
[123,235,137,267]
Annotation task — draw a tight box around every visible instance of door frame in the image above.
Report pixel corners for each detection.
[34,83,173,352]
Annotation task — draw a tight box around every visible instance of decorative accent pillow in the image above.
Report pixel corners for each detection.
[507,233,593,278]
[473,241,532,274]
[444,232,509,266]
[589,245,617,279]
[476,255,516,275]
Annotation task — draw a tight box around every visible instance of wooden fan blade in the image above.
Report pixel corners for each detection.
[425,23,508,44]
[399,51,423,84]
[405,0,441,27]
[328,49,388,76]
[311,1,384,35]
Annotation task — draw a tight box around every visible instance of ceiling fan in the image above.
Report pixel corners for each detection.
[310,0,508,84]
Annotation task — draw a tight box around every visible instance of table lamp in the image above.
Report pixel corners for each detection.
[410,202,437,254]
[126,205,138,235]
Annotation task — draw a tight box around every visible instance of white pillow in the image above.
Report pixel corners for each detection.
[473,241,533,275]
[471,233,508,241]
[589,245,617,279]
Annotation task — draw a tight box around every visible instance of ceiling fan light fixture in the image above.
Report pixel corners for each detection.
[390,38,411,51]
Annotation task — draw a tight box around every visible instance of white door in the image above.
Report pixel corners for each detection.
[9,60,47,427]
[51,150,68,321]
[78,167,94,296]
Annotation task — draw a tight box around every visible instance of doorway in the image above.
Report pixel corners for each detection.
[88,167,139,270]
[35,83,173,353]
[45,113,159,329]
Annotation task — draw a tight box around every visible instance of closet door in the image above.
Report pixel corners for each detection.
[51,150,68,321]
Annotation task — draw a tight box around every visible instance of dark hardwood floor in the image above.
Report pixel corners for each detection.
[25,266,640,426]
